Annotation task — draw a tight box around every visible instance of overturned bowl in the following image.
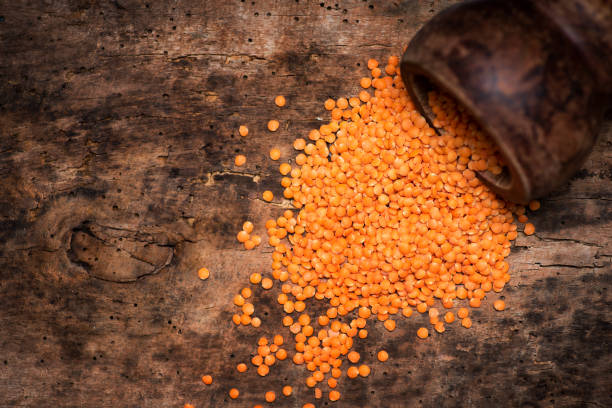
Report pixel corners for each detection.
[401,0,612,204]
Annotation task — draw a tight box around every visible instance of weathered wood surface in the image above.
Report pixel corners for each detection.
[0,1,610,407]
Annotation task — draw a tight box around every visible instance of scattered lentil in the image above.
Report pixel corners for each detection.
[275,95,286,107]
[234,154,246,166]
[263,190,274,201]
[270,148,281,160]
[493,299,506,311]
[197,267,210,280]
[268,120,280,132]
[239,125,249,137]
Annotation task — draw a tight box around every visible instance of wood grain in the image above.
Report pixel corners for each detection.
[0,1,610,407]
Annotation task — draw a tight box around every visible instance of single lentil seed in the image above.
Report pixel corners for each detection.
[239,125,249,137]
[268,120,280,132]
[234,155,246,166]
[197,267,210,280]
[275,95,286,107]
[493,299,506,311]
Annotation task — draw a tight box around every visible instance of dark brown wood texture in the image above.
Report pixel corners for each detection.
[0,1,610,407]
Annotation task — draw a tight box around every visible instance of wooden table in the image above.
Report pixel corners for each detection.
[1,1,610,407]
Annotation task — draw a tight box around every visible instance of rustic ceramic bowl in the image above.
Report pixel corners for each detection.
[401,0,612,204]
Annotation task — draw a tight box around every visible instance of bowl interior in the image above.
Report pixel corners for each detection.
[405,72,515,194]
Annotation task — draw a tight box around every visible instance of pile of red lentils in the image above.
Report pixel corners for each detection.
[190,54,539,407]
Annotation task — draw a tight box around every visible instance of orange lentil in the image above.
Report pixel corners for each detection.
[434,321,445,333]
[303,404,315,408]
[252,355,263,366]
[329,390,340,402]
[241,287,252,298]
[234,154,246,166]
[234,294,245,307]
[264,354,276,367]
[444,312,455,324]
[417,327,429,339]
[528,200,541,211]
[457,308,469,319]
[263,190,274,202]
[236,230,249,243]
[358,364,371,377]
[377,350,389,362]
[265,391,276,403]
[268,120,280,132]
[524,223,535,235]
[197,267,210,280]
[314,388,322,399]
[237,363,247,373]
[239,125,249,137]
[360,77,372,88]
[229,388,239,399]
[201,375,213,385]
[293,138,306,150]
[383,319,396,331]
[275,95,286,107]
[306,376,317,387]
[251,317,262,327]
[279,163,291,175]
[242,221,253,233]
[243,303,255,315]
[416,303,428,314]
[250,273,262,284]
[258,344,270,356]
[493,299,506,311]
[282,385,293,396]
[461,317,473,328]
[347,351,360,363]
[270,148,281,160]
[257,364,269,376]
[261,278,273,289]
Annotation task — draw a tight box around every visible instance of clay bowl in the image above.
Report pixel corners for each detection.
[401,0,612,204]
